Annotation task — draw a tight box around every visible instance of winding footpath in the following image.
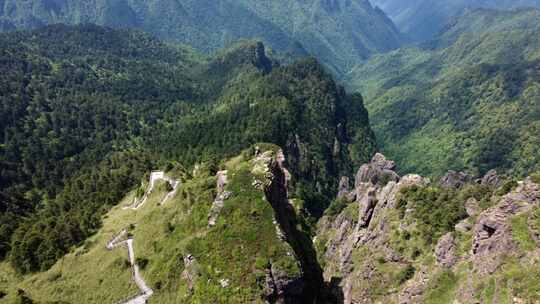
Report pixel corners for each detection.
[124,171,180,210]
[107,171,180,303]
[107,230,153,304]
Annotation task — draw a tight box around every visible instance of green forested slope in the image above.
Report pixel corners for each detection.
[348,8,540,177]
[0,0,402,75]
[0,24,376,273]
[371,0,540,42]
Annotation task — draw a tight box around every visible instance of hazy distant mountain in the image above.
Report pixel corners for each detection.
[371,0,540,41]
[0,0,403,74]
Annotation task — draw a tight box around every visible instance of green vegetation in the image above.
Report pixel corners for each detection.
[349,8,540,178]
[424,270,459,304]
[324,199,349,217]
[502,258,540,302]
[510,213,536,251]
[371,2,540,42]
[0,25,375,274]
[397,185,468,245]
[0,0,402,75]
[396,264,416,285]
[0,148,312,303]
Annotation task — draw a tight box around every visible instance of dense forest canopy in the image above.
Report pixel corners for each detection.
[0,24,376,273]
[0,0,403,75]
[349,8,540,177]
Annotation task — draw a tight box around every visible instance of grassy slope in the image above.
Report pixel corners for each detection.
[0,148,301,304]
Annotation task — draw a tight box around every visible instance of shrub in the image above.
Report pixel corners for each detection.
[136,257,149,270]
[531,172,540,184]
[398,186,468,245]
[396,264,416,284]
[495,180,518,196]
[325,198,348,217]
[510,213,536,251]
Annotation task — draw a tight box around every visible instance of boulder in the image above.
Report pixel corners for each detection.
[435,233,457,267]
[355,153,400,187]
[439,170,473,189]
[464,197,480,217]
[455,220,473,232]
[358,186,378,227]
[481,169,504,188]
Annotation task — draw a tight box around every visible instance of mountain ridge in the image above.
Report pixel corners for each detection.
[0,0,403,75]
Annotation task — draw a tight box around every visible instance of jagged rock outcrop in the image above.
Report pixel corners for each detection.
[208,170,232,227]
[318,153,434,303]
[317,153,540,303]
[337,176,352,200]
[439,170,473,189]
[465,197,480,217]
[259,149,327,303]
[435,233,457,267]
[471,178,540,275]
[263,264,305,303]
[481,169,504,189]
[355,153,400,186]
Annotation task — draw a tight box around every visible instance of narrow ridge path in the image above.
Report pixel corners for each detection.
[107,231,153,304]
[107,171,180,303]
[124,171,180,210]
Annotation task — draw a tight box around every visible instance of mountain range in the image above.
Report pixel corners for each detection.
[349,8,540,177]
[371,0,540,41]
[0,1,539,304]
[0,0,402,75]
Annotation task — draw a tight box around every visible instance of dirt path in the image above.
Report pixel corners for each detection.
[124,171,180,210]
[105,171,181,303]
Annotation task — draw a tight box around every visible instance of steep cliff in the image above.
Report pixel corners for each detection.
[317,154,540,303]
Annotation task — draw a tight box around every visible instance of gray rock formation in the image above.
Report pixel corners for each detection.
[481,169,504,188]
[435,233,457,267]
[465,197,480,217]
[208,170,232,227]
[355,153,400,187]
[263,263,305,303]
[358,186,378,227]
[471,178,540,275]
[439,170,473,189]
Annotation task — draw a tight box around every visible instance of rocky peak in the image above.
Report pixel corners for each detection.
[355,153,400,188]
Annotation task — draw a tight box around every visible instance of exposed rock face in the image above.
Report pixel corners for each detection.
[260,149,326,303]
[465,197,480,217]
[439,170,473,189]
[263,264,305,304]
[208,170,232,227]
[355,153,400,186]
[337,176,352,200]
[358,186,377,227]
[319,153,437,303]
[435,233,457,267]
[471,178,540,275]
[481,169,504,188]
[316,152,540,303]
